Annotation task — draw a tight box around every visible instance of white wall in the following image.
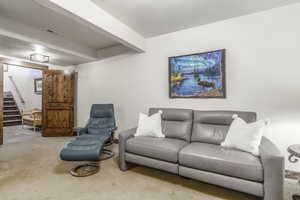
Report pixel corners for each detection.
[77,3,300,170]
[4,65,42,110]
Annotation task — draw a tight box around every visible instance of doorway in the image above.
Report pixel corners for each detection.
[0,57,75,145]
[4,64,44,143]
[0,58,48,145]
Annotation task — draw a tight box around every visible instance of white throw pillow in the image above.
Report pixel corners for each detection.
[221,114,269,156]
[134,110,165,138]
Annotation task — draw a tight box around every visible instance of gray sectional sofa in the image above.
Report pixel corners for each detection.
[119,108,284,200]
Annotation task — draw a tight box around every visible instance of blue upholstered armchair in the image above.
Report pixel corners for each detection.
[60,104,117,177]
[74,104,117,142]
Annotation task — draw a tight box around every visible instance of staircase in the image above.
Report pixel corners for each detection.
[3,92,22,126]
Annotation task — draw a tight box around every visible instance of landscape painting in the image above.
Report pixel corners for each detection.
[169,49,226,98]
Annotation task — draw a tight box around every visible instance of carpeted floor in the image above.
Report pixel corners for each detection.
[0,126,298,200]
[3,125,38,144]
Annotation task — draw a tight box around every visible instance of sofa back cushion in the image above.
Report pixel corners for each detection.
[191,110,257,144]
[149,108,193,142]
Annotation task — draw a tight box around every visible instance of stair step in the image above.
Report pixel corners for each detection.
[4,108,18,111]
[4,110,20,114]
[3,92,22,127]
[4,114,21,117]
[4,98,14,101]
[4,121,22,126]
[4,104,16,107]
[4,103,16,106]
[4,119,22,123]
[4,105,17,108]
[4,115,22,121]
[4,107,18,111]
[3,100,16,104]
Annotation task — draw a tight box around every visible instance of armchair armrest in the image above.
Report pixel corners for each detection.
[259,137,284,200]
[119,127,137,171]
[73,127,88,136]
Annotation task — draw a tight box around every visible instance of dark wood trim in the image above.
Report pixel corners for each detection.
[168,49,226,99]
[0,64,3,145]
[0,57,47,145]
[0,57,49,71]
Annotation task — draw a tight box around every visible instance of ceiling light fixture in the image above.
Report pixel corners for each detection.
[30,53,50,63]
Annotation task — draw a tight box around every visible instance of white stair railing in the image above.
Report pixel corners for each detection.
[8,76,25,105]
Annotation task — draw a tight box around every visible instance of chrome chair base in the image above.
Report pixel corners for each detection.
[69,149,114,177]
[70,163,100,177]
[100,149,114,161]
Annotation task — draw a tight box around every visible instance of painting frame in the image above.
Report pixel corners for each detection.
[34,78,43,95]
[168,49,226,99]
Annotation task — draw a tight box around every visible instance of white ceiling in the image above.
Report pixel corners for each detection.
[0,0,118,50]
[92,0,300,37]
[0,0,133,66]
[0,35,91,66]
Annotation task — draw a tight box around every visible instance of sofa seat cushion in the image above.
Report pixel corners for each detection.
[126,136,188,163]
[179,142,263,182]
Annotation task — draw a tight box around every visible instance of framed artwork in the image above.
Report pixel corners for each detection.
[169,49,226,98]
[34,78,43,94]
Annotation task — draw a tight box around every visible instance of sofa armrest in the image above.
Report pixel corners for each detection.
[119,127,137,171]
[259,137,284,200]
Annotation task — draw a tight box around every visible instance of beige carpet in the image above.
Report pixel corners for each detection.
[0,128,298,200]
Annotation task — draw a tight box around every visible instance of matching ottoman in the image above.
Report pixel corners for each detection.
[60,133,113,177]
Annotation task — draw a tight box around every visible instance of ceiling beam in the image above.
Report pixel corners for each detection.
[0,16,98,61]
[97,45,132,59]
[35,0,146,53]
[0,57,48,71]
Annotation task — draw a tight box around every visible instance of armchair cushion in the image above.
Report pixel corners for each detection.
[23,116,34,122]
[88,127,113,135]
[76,104,117,136]
[73,127,88,135]
[87,118,115,129]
